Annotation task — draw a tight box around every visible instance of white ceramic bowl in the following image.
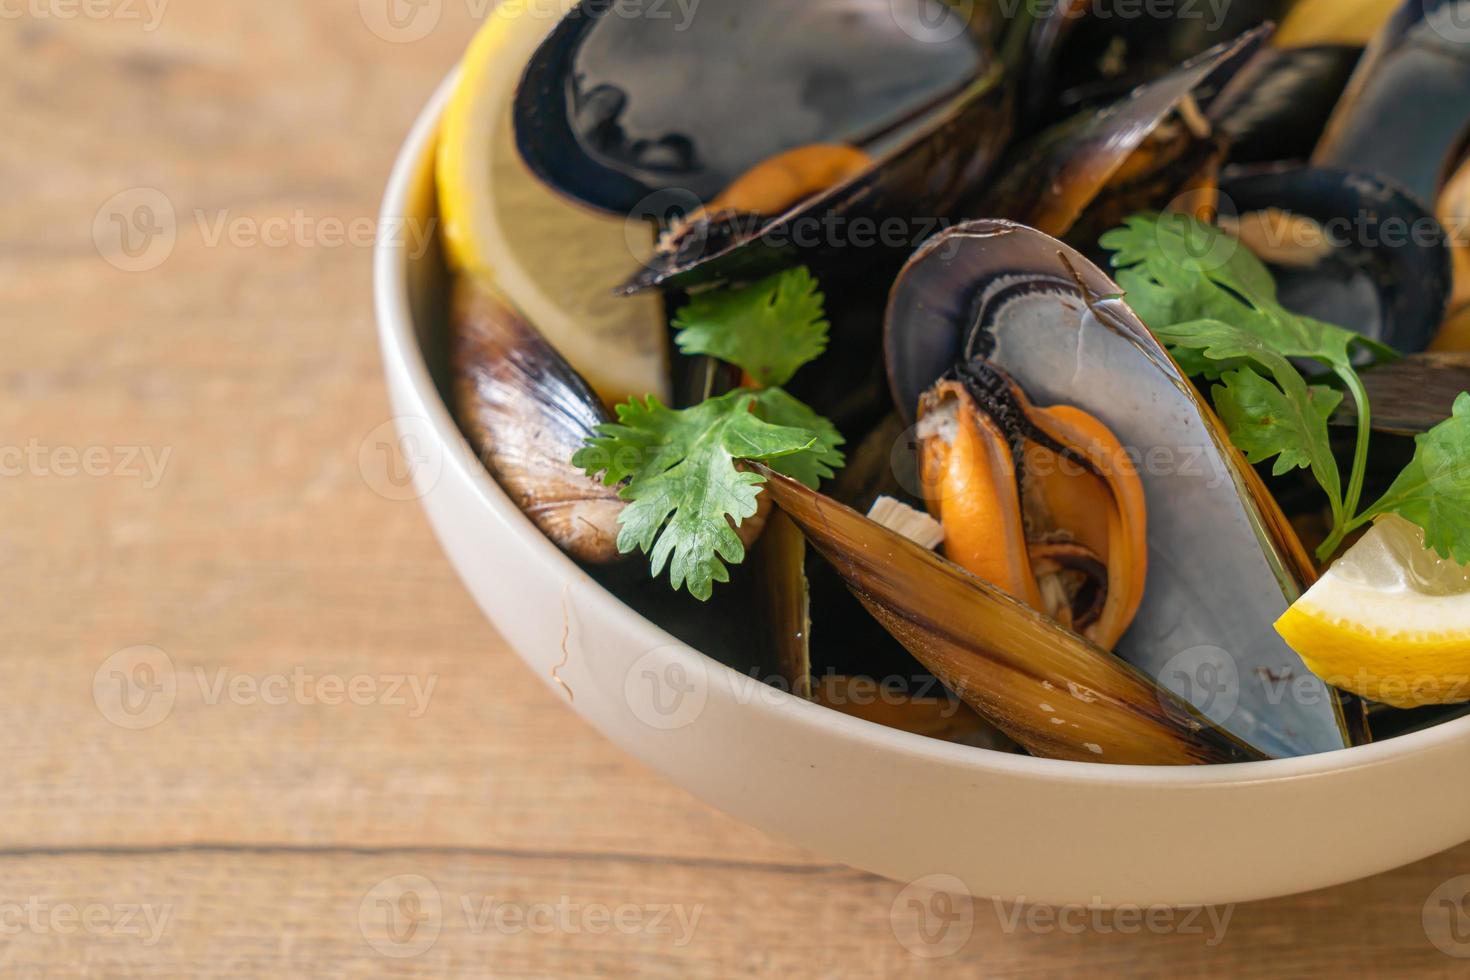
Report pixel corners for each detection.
[375,74,1470,907]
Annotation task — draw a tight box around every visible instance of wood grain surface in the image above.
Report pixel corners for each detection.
[6,2,1470,976]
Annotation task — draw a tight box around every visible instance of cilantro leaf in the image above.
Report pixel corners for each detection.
[1213,367,1343,478]
[574,389,837,600]
[1360,393,1470,564]
[751,387,846,488]
[1159,319,1343,510]
[1103,213,1379,372]
[672,267,829,387]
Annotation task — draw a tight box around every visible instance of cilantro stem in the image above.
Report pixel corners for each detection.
[1315,366,1373,563]
[1338,366,1373,522]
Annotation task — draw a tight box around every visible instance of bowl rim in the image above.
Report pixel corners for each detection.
[375,69,1470,791]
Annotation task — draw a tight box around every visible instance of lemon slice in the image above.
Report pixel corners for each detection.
[1275,0,1397,48]
[1276,514,1470,708]
[437,2,669,404]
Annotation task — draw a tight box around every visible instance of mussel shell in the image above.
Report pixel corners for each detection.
[755,509,812,700]
[1315,0,1470,202]
[1209,0,1400,164]
[450,276,625,564]
[758,468,1264,764]
[1210,44,1364,164]
[1019,0,1288,128]
[1217,164,1452,353]
[975,30,1263,239]
[514,0,1011,292]
[885,220,1354,758]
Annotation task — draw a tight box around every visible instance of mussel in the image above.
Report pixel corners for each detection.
[973,30,1263,247]
[512,0,1013,293]
[451,276,625,563]
[755,444,1012,750]
[1432,127,1470,348]
[878,220,1355,759]
[917,369,1149,652]
[1314,0,1470,203]
[1019,0,1287,129]
[1215,164,1453,353]
[760,465,1264,764]
[1209,0,1399,164]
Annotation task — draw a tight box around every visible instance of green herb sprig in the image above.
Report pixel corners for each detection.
[1101,212,1470,563]
[575,267,845,599]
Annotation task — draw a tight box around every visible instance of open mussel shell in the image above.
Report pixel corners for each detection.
[757,467,1263,765]
[1019,0,1286,128]
[1314,0,1470,203]
[1433,129,1470,339]
[512,0,1011,292]
[885,220,1356,758]
[450,276,625,564]
[1217,164,1452,353]
[1208,0,1399,164]
[755,452,1011,748]
[975,30,1264,242]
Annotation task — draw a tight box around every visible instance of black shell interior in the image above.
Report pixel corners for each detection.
[513,0,987,214]
[1218,164,1452,353]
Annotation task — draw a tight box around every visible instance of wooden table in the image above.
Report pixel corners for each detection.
[6,2,1470,975]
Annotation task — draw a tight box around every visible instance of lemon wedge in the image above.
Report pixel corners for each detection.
[1275,0,1397,48]
[1276,514,1470,709]
[436,1,669,404]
